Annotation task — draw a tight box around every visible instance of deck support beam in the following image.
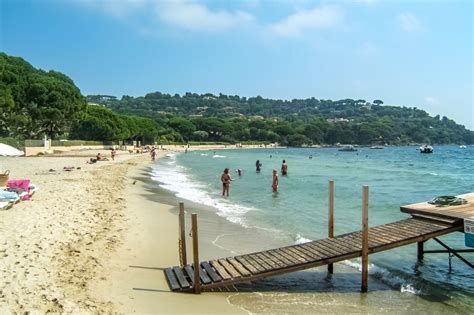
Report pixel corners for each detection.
[361,185,369,293]
[192,213,201,293]
[328,180,334,274]
[179,202,187,267]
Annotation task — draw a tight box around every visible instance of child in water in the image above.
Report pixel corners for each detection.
[272,169,279,192]
[221,168,232,196]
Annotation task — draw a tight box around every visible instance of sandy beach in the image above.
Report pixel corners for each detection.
[0,147,246,313]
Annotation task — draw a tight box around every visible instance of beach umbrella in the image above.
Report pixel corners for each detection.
[0,143,24,156]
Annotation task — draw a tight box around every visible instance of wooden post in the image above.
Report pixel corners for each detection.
[191,213,201,294]
[328,180,334,274]
[179,202,187,267]
[361,185,369,293]
[417,241,424,261]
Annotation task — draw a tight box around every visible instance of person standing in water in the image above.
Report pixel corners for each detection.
[256,160,262,172]
[281,160,288,176]
[221,168,232,196]
[272,169,279,192]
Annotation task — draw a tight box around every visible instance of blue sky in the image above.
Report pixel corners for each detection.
[1,0,473,129]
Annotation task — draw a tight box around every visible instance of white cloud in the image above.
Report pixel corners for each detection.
[156,1,255,32]
[269,6,344,38]
[398,12,423,32]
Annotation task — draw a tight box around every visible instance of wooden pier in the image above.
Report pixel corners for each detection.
[164,189,473,293]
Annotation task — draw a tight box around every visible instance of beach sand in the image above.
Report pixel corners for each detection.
[0,147,245,313]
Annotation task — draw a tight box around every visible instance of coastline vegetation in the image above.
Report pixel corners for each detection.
[1,52,473,148]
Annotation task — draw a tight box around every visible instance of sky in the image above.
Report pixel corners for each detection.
[1,0,473,129]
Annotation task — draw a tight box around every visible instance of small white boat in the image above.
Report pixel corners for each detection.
[419,145,433,153]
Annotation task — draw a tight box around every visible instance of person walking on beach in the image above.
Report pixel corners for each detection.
[281,160,288,176]
[221,168,232,196]
[256,160,262,172]
[111,148,116,161]
[272,170,279,192]
[151,147,156,161]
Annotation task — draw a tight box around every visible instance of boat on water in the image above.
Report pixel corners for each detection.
[419,145,433,153]
[370,146,384,149]
[338,145,358,152]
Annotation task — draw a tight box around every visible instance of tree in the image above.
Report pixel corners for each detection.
[373,100,384,106]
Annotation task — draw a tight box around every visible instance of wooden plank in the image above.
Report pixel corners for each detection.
[279,247,307,263]
[248,253,273,271]
[272,248,301,265]
[184,265,195,285]
[298,243,326,259]
[305,242,334,258]
[179,203,187,266]
[290,246,319,261]
[267,249,296,266]
[239,255,266,273]
[164,268,181,291]
[172,266,190,288]
[185,264,212,285]
[259,251,286,269]
[255,252,280,269]
[210,260,232,280]
[312,240,344,257]
[227,257,251,276]
[201,261,222,282]
[235,256,260,274]
[218,259,242,279]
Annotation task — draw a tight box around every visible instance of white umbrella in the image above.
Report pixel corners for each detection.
[0,143,24,156]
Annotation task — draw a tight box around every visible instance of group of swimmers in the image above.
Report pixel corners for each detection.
[221,159,289,196]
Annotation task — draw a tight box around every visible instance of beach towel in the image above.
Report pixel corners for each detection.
[0,189,20,202]
[7,179,31,200]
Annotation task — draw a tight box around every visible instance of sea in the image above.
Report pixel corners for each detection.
[150,145,473,314]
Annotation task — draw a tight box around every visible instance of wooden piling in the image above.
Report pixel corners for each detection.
[179,202,187,267]
[328,180,334,274]
[361,185,369,293]
[417,241,424,261]
[191,213,201,293]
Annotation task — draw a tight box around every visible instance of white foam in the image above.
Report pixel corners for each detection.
[295,234,312,244]
[342,259,420,295]
[213,154,226,158]
[150,155,255,227]
[200,153,209,156]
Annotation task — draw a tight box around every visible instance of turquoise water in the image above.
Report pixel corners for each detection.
[151,146,474,312]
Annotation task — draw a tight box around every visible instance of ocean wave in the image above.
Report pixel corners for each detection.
[342,259,420,295]
[295,234,312,244]
[213,154,226,158]
[200,153,209,156]
[150,160,255,227]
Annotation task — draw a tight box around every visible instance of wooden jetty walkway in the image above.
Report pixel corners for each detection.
[164,186,473,293]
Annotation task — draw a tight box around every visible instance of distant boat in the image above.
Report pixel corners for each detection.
[338,145,357,152]
[419,145,433,153]
[370,146,384,149]
[460,145,467,149]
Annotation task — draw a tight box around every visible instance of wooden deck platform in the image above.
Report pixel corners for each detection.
[400,192,474,222]
[164,217,462,292]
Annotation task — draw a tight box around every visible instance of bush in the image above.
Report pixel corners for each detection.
[0,137,23,149]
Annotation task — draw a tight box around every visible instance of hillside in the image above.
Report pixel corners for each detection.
[87,93,474,145]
